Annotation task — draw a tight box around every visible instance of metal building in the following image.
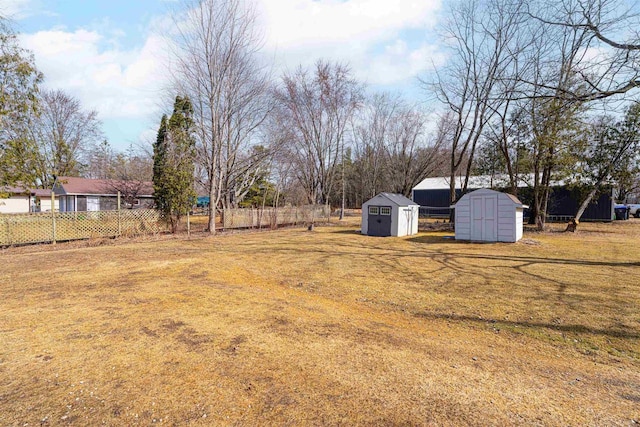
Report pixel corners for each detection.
[412,175,615,222]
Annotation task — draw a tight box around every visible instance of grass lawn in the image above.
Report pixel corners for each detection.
[1,219,639,425]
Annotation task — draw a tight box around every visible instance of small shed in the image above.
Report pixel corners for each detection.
[362,193,419,237]
[453,189,527,242]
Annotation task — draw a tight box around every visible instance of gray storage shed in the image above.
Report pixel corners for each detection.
[453,189,527,242]
[362,193,419,237]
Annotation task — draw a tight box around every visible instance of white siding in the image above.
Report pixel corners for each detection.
[455,189,524,243]
[515,209,524,241]
[497,201,514,242]
[411,205,419,235]
[454,197,471,240]
[392,205,400,236]
[39,198,59,212]
[396,206,419,237]
[0,196,30,213]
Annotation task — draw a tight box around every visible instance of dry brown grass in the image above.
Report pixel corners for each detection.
[1,219,639,426]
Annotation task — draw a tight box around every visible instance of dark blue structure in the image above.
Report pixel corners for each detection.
[412,181,614,222]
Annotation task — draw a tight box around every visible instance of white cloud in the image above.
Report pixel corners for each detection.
[257,0,443,88]
[0,0,32,18]
[366,41,446,85]
[0,0,56,20]
[13,0,446,147]
[259,0,439,49]
[20,28,171,121]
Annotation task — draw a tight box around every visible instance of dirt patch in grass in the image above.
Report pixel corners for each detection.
[1,220,639,425]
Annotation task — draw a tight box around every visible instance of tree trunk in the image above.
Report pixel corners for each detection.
[340,141,345,220]
[207,180,216,234]
[449,173,456,223]
[565,218,578,232]
[574,186,600,223]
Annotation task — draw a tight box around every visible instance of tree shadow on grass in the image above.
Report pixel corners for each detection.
[224,234,638,344]
[406,235,455,244]
[224,231,637,301]
[406,235,640,268]
[427,251,640,268]
[413,310,640,340]
[235,232,639,270]
[328,229,363,235]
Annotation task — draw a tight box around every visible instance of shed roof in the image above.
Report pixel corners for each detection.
[55,176,153,196]
[451,188,527,208]
[504,193,524,206]
[366,192,418,207]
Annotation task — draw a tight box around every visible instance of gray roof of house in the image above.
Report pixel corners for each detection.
[374,192,418,206]
[54,176,153,197]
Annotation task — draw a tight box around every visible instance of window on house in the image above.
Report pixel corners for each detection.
[368,206,379,215]
[380,207,391,215]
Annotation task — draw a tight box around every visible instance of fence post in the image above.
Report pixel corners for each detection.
[6,216,12,245]
[117,191,121,237]
[51,191,56,245]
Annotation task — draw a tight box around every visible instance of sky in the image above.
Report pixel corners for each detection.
[1,0,445,152]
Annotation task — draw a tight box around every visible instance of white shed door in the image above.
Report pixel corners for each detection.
[87,196,100,211]
[470,195,497,241]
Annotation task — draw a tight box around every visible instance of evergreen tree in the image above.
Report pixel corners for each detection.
[153,114,169,213]
[152,97,196,232]
[0,18,43,188]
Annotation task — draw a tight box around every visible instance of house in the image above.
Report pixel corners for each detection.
[53,176,154,212]
[452,189,527,242]
[32,188,59,212]
[412,175,615,221]
[0,186,59,213]
[361,193,419,237]
[0,186,32,214]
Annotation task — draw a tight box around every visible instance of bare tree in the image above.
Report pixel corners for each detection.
[85,140,115,180]
[572,103,640,222]
[423,0,528,213]
[350,93,399,203]
[105,145,154,208]
[273,60,363,206]
[431,0,639,228]
[518,0,594,229]
[526,0,640,101]
[41,90,100,181]
[25,89,102,187]
[171,0,272,233]
[384,106,444,197]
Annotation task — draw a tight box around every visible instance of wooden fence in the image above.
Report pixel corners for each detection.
[0,209,167,246]
[223,205,331,229]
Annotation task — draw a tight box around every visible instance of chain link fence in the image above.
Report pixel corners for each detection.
[223,205,330,229]
[1,205,331,246]
[0,209,167,246]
